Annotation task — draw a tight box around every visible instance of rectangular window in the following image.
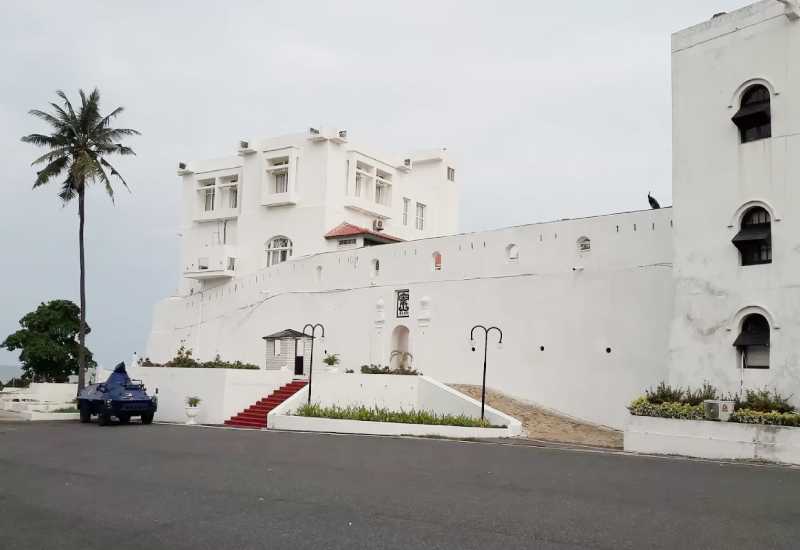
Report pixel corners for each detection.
[375,183,390,206]
[338,238,357,247]
[227,257,236,271]
[403,198,410,226]
[274,172,288,194]
[354,173,364,197]
[447,166,455,181]
[198,257,209,270]
[204,189,215,211]
[229,187,238,209]
[415,203,426,231]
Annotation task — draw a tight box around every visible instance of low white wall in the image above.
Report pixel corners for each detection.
[624,415,800,465]
[306,372,419,410]
[123,366,292,425]
[28,383,77,402]
[269,373,521,438]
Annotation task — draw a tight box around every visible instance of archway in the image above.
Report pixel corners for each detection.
[390,325,411,369]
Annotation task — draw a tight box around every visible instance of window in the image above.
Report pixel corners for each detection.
[403,198,410,226]
[432,251,442,271]
[506,244,519,263]
[266,236,293,267]
[447,166,455,181]
[338,238,357,247]
[732,84,771,143]
[274,172,288,194]
[577,236,591,253]
[732,207,771,266]
[371,259,380,278]
[734,314,770,369]
[354,173,364,197]
[415,203,426,231]
[229,187,238,209]
[198,257,209,270]
[376,182,390,205]
[203,188,215,211]
[227,257,236,271]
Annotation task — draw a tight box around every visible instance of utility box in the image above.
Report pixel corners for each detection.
[703,400,735,422]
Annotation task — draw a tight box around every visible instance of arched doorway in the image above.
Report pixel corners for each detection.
[390,325,411,369]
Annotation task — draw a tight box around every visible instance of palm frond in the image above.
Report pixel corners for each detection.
[33,156,70,188]
[99,157,130,192]
[21,133,67,148]
[30,147,72,167]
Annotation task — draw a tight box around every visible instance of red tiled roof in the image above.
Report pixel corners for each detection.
[324,222,403,243]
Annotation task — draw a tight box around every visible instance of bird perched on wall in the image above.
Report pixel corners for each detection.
[648,192,661,209]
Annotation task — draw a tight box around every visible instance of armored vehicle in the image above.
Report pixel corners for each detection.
[77,362,157,425]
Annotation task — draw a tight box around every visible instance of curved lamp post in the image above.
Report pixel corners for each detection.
[469,325,503,421]
[302,323,325,405]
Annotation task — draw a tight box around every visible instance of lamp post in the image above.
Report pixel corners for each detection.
[469,325,503,421]
[302,323,325,405]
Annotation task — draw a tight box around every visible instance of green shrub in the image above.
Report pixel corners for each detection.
[730,409,800,427]
[628,396,704,420]
[683,382,719,406]
[360,364,421,376]
[736,388,794,414]
[323,353,340,367]
[645,382,685,405]
[139,347,259,370]
[294,403,502,428]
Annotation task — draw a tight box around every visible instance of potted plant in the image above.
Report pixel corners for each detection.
[185,396,201,425]
[322,353,340,373]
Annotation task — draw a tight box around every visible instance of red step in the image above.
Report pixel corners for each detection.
[224,380,308,429]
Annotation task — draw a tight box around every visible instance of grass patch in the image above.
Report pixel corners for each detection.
[294,403,504,428]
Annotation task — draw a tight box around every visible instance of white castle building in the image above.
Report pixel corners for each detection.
[147,0,800,429]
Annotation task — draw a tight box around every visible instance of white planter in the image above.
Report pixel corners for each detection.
[185,406,200,425]
[624,414,800,465]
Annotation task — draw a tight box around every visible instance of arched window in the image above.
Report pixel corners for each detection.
[732,85,771,143]
[732,207,771,266]
[733,313,770,369]
[266,236,292,267]
[576,236,591,253]
[432,251,442,271]
[506,244,519,263]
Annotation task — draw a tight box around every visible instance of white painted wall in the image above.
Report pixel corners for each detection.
[116,366,292,425]
[625,415,800,465]
[268,372,521,438]
[148,207,674,429]
[668,2,800,402]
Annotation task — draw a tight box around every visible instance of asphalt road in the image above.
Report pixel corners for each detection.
[0,422,798,550]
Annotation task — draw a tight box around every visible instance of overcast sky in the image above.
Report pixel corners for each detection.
[0,0,752,378]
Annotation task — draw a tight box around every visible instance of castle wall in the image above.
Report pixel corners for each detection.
[148,207,674,428]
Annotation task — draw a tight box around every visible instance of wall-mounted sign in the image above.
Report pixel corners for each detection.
[396,289,410,318]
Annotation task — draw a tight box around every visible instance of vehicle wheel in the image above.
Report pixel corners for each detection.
[98,412,111,426]
[141,413,154,425]
[79,402,91,423]
[118,414,130,424]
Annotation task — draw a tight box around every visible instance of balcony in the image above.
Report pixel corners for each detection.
[193,206,239,223]
[344,194,392,219]
[261,189,298,207]
[184,248,237,280]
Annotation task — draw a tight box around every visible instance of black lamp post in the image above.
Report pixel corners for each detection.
[469,325,503,421]
[302,323,325,405]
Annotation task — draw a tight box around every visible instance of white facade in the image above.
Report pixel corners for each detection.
[667,1,800,397]
[148,1,800,430]
[178,128,458,293]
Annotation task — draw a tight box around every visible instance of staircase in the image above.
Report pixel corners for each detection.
[224,380,308,429]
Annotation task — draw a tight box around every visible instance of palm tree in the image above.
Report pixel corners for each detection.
[21,88,139,391]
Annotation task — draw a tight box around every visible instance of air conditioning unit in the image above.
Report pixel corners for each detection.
[703,399,735,422]
[397,158,412,172]
[331,129,348,144]
[373,219,385,232]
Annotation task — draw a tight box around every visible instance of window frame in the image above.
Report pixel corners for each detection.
[415,202,426,231]
[266,236,293,267]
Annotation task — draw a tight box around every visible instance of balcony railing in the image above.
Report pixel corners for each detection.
[184,247,237,280]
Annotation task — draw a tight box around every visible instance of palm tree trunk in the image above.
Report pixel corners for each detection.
[77,188,87,391]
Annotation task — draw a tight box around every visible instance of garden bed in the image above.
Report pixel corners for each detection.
[295,403,504,428]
